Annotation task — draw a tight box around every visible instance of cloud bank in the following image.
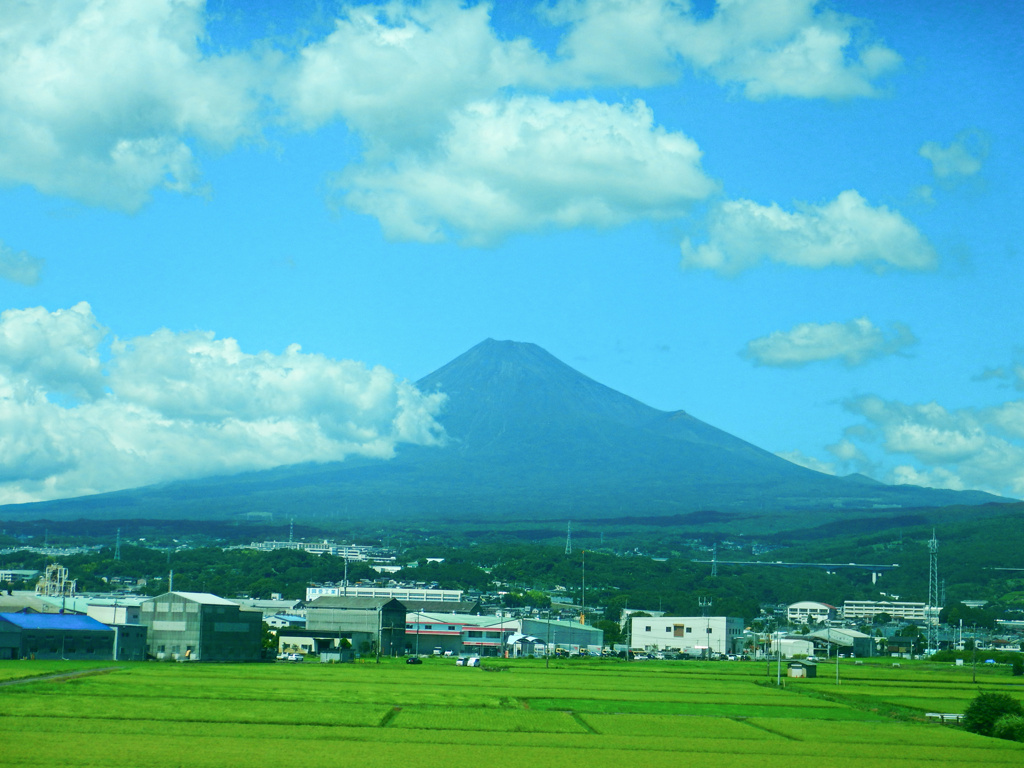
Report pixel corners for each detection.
[0,0,264,211]
[0,0,904,245]
[680,191,937,274]
[838,395,1024,498]
[339,97,718,245]
[743,317,916,368]
[0,303,445,504]
[546,0,901,97]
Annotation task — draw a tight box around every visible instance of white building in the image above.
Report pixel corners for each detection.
[630,616,745,657]
[787,601,836,625]
[842,600,940,625]
[86,602,142,626]
[249,541,377,559]
[777,637,815,658]
[405,612,604,657]
[619,607,664,631]
[306,586,464,602]
[0,570,39,584]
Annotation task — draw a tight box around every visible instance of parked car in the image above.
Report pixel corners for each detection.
[406,656,423,665]
[287,653,303,662]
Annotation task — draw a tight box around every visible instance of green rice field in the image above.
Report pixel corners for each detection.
[0,657,1022,767]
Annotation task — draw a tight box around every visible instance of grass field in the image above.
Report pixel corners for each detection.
[0,657,1022,767]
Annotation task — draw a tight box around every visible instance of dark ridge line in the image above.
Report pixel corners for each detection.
[0,666,122,687]
[379,706,402,727]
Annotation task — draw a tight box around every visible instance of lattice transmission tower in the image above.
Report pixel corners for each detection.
[927,530,940,653]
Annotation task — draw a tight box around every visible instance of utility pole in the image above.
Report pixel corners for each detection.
[699,597,712,660]
[777,630,782,687]
[581,550,586,625]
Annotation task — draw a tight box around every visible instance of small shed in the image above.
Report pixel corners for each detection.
[787,660,817,678]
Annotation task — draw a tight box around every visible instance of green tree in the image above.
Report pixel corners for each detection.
[963,693,1024,738]
[993,715,1024,742]
[261,623,277,653]
[593,619,623,645]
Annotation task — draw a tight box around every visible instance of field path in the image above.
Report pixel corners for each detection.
[0,667,121,687]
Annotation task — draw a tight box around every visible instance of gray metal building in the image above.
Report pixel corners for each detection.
[305,596,406,656]
[522,617,604,652]
[139,592,263,662]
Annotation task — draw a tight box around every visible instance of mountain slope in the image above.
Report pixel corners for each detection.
[0,339,1010,523]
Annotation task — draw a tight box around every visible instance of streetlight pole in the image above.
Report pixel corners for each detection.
[826,625,839,685]
[546,610,551,669]
[971,623,977,683]
[776,631,782,686]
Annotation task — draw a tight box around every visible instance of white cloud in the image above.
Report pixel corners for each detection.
[681,190,937,274]
[974,354,1024,392]
[545,0,901,98]
[0,240,43,285]
[340,96,718,244]
[0,0,264,211]
[985,401,1024,440]
[776,449,835,474]
[0,302,106,402]
[743,317,916,368]
[823,437,879,479]
[920,130,988,179]
[0,303,446,504]
[283,1,549,152]
[890,465,966,492]
[842,395,1024,498]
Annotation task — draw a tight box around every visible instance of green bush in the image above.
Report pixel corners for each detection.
[963,693,1024,737]
[992,714,1024,742]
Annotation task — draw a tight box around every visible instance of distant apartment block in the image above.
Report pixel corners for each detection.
[0,570,39,584]
[306,586,463,603]
[842,600,940,625]
[249,540,380,558]
[787,601,836,624]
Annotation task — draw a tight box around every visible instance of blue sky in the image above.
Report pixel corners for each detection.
[0,0,1021,505]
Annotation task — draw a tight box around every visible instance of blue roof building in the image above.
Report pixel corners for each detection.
[0,612,115,660]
